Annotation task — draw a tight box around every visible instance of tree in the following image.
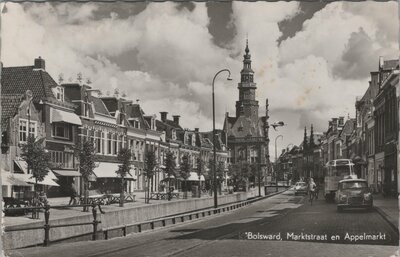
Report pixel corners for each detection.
[20,135,51,197]
[178,153,191,199]
[207,159,226,195]
[250,163,263,196]
[216,162,225,194]
[144,151,156,204]
[116,148,133,207]
[227,164,241,191]
[75,140,96,211]
[195,157,205,197]
[227,162,252,192]
[164,151,176,200]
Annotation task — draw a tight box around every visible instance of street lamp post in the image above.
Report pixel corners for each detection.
[275,135,283,192]
[212,69,232,209]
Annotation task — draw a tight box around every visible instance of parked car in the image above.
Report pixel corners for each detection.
[294,182,307,195]
[336,178,373,212]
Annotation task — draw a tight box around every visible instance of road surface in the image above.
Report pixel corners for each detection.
[8,188,399,257]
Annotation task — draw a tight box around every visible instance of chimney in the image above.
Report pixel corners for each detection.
[173,115,180,125]
[34,56,45,70]
[339,116,344,126]
[332,118,338,131]
[379,56,384,69]
[160,112,168,122]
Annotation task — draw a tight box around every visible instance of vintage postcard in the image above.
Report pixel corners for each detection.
[1,1,399,257]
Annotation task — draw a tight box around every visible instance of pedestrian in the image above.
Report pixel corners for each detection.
[308,178,316,203]
[69,179,78,205]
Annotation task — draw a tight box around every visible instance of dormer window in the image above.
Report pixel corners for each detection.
[55,86,64,102]
[172,130,177,140]
[192,134,196,146]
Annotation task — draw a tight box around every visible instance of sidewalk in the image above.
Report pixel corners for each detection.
[373,193,399,232]
[3,191,215,227]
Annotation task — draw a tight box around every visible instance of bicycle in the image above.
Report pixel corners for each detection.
[309,189,316,205]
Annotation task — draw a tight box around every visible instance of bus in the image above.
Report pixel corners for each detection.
[324,159,356,201]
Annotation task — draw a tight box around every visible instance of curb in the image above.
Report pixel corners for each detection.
[374,205,399,234]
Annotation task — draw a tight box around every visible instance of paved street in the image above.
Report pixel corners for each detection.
[8,188,399,257]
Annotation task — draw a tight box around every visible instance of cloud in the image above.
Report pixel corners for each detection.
[333,28,398,80]
[1,1,398,159]
[343,1,399,47]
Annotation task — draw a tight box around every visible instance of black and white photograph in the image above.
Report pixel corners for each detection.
[0,1,399,257]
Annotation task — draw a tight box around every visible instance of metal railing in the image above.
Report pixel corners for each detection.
[102,199,253,240]
[4,203,103,247]
[4,189,289,248]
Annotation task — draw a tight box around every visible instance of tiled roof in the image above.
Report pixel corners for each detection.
[100,97,118,113]
[1,94,24,131]
[201,131,225,151]
[165,119,182,130]
[225,115,265,138]
[90,95,110,116]
[1,66,57,102]
[126,104,149,129]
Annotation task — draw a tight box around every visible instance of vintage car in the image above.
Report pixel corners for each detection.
[336,178,373,212]
[294,182,308,195]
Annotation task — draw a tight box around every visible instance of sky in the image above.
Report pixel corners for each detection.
[1,1,399,159]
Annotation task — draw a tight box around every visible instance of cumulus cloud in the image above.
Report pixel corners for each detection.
[1,1,397,158]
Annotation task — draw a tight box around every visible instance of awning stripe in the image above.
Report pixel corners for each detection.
[93,162,136,180]
[14,160,58,180]
[1,172,31,186]
[51,108,82,126]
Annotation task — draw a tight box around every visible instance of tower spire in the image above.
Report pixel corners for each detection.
[245,34,249,54]
[245,35,250,55]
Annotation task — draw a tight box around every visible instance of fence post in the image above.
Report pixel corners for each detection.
[123,225,127,236]
[92,203,98,241]
[43,205,50,246]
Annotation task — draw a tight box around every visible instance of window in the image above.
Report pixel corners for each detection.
[19,120,27,142]
[113,134,118,155]
[19,119,37,142]
[107,133,112,155]
[101,132,105,154]
[50,151,74,169]
[95,131,101,154]
[53,123,70,139]
[56,87,64,102]
[118,135,123,151]
[83,103,90,117]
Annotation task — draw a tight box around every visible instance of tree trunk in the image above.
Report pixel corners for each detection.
[147,178,151,204]
[184,180,187,199]
[84,179,89,212]
[198,176,201,198]
[120,177,125,207]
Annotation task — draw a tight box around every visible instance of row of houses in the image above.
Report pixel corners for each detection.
[1,57,229,198]
[276,57,399,196]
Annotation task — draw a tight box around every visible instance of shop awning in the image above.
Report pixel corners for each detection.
[187,172,205,182]
[14,160,58,181]
[93,162,136,180]
[11,173,60,187]
[51,108,82,126]
[53,170,81,177]
[1,172,30,186]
